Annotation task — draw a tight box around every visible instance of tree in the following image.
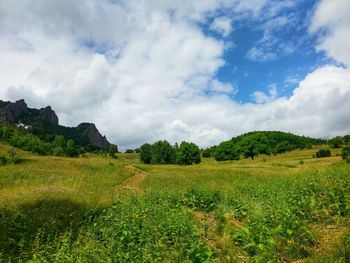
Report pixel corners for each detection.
[65,139,78,157]
[140,143,152,164]
[214,141,240,161]
[202,148,212,158]
[108,144,118,158]
[176,141,201,165]
[53,135,65,148]
[151,140,176,164]
[315,148,331,158]
[239,134,270,160]
[341,146,350,162]
[125,149,134,153]
[328,136,343,148]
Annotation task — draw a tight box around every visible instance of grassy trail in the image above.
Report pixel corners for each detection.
[118,164,148,194]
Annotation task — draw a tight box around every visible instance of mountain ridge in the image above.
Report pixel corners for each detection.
[0,99,110,149]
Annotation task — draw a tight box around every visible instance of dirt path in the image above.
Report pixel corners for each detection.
[119,165,148,194]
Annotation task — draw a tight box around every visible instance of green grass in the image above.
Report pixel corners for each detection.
[0,143,349,262]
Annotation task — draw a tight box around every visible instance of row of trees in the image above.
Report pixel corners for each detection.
[201,131,327,161]
[140,140,201,165]
[0,125,108,157]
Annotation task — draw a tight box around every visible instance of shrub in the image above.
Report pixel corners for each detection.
[201,148,212,157]
[140,143,152,164]
[108,144,118,158]
[214,141,240,161]
[315,149,331,158]
[176,141,201,165]
[0,151,22,165]
[181,188,221,212]
[342,146,350,163]
[151,140,176,164]
[125,149,134,153]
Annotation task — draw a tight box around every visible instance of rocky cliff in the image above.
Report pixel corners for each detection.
[0,99,59,126]
[77,123,110,150]
[0,99,111,149]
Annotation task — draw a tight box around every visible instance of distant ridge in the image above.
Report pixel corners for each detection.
[0,99,110,149]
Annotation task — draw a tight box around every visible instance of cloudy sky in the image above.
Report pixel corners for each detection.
[1,0,350,149]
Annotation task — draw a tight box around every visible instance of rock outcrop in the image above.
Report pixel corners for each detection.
[0,99,28,124]
[0,99,59,126]
[38,106,59,125]
[77,123,110,150]
[0,99,111,149]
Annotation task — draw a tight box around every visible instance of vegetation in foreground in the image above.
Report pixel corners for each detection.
[0,143,349,262]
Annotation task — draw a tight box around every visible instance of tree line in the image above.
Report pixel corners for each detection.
[140,140,201,165]
[0,124,115,157]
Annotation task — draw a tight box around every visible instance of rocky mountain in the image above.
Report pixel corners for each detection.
[0,99,111,149]
[0,99,58,126]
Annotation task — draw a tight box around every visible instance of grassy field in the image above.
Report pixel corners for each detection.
[0,143,349,262]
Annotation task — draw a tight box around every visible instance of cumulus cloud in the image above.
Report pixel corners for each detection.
[309,0,350,66]
[0,0,349,150]
[210,17,233,37]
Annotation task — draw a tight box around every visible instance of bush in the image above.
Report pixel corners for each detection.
[342,146,350,162]
[315,149,331,158]
[125,149,134,153]
[176,141,201,165]
[151,140,176,164]
[201,148,212,157]
[140,143,152,164]
[214,141,240,161]
[0,151,22,165]
[181,188,221,212]
[108,144,118,158]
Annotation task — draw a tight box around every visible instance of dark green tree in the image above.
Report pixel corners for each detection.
[53,135,65,148]
[214,141,240,161]
[108,144,118,158]
[65,139,78,157]
[202,148,212,158]
[239,134,270,160]
[341,146,350,162]
[140,143,152,164]
[315,148,331,158]
[151,140,176,164]
[176,141,201,165]
[328,136,343,148]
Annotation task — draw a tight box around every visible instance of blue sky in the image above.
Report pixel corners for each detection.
[209,0,328,102]
[0,0,350,149]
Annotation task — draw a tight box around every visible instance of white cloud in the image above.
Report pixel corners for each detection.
[0,0,350,150]
[310,0,350,66]
[252,84,278,103]
[210,16,233,37]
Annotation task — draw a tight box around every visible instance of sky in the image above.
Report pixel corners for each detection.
[0,0,350,149]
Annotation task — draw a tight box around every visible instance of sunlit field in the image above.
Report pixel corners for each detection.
[0,144,349,262]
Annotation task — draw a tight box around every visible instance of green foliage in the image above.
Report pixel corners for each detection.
[0,124,87,157]
[181,188,221,212]
[214,141,240,161]
[239,134,270,160]
[108,144,118,158]
[328,136,344,148]
[342,146,350,163]
[151,140,176,164]
[201,148,212,157]
[140,143,152,164]
[315,149,331,158]
[0,150,22,165]
[125,149,134,153]
[0,196,212,262]
[65,139,78,157]
[176,141,201,165]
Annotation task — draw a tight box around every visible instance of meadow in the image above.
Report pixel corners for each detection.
[0,143,349,262]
